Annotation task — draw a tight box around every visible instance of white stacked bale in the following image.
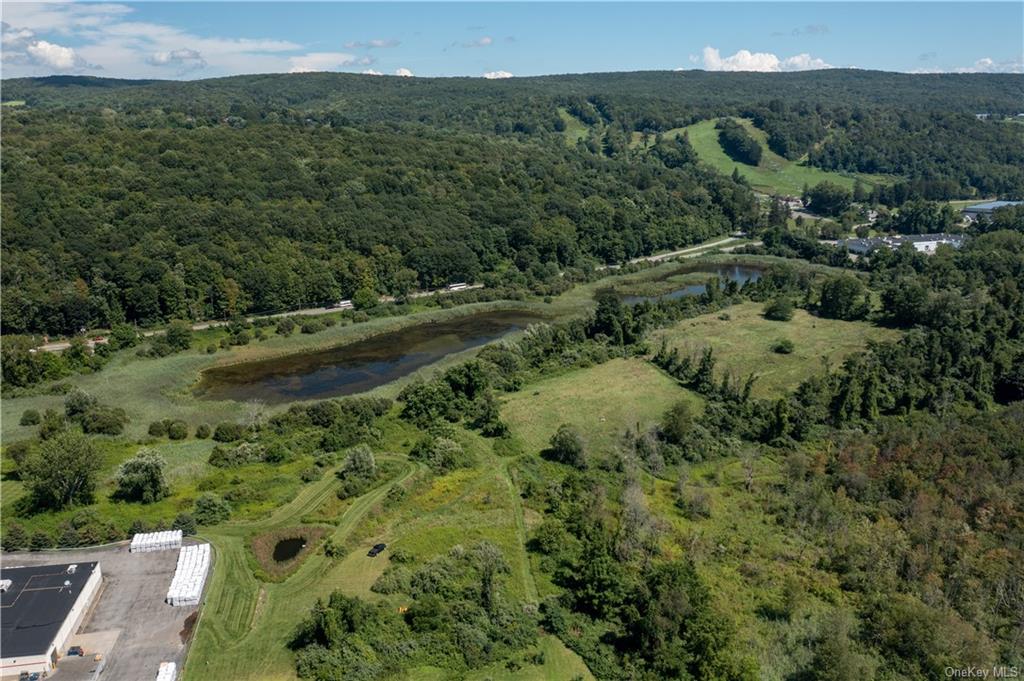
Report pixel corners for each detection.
[166,543,211,606]
[130,530,182,553]
[155,661,177,681]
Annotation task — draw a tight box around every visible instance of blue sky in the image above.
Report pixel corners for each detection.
[2,2,1021,79]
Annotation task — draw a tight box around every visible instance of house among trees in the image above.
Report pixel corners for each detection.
[841,233,966,256]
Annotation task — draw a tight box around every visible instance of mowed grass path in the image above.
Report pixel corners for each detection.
[187,426,594,680]
[651,302,901,399]
[673,118,889,196]
[184,458,423,681]
[500,358,699,455]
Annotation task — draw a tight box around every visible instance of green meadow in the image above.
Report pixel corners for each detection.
[651,301,901,399]
[500,358,699,455]
[640,118,890,196]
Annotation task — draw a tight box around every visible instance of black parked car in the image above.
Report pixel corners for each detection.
[367,543,387,557]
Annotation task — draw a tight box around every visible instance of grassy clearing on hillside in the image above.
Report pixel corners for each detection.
[679,118,889,196]
[498,355,844,679]
[557,107,591,146]
[651,302,901,399]
[464,634,596,680]
[500,358,699,455]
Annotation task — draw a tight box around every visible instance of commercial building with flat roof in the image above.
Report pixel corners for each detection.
[963,200,1023,221]
[841,233,966,256]
[0,561,101,678]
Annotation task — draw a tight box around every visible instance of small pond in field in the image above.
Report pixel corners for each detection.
[273,537,306,562]
[620,264,763,305]
[194,309,548,404]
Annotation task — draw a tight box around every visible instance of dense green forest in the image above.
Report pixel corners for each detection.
[3,71,1023,337]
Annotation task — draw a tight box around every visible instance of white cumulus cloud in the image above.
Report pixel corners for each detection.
[954,57,1024,74]
[25,40,81,70]
[394,67,414,77]
[362,69,383,76]
[698,45,832,72]
[0,3,302,78]
[482,70,513,79]
[288,52,370,73]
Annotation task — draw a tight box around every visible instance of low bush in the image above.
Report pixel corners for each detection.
[81,406,128,435]
[772,339,795,354]
[209,442,264,467]
[213,421,246,442]
[276,317,297,335]
[764,297,795,322]
[167,421,188,440]
[300,320,325,334]
[299,467,323,483]
[114,449,169,503]
[173,512,197,535]
[194,493,231,525]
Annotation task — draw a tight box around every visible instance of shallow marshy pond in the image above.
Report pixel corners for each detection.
[194,309,547,404]
[619,264,763,304]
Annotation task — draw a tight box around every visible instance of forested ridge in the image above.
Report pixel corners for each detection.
[1,112,751,335]
[3,70,1023,337]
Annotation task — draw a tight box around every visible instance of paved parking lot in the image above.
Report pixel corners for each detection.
[1,542,201,681]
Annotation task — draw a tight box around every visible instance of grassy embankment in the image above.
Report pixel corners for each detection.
[632,118,890,196]
[184,440,424,680]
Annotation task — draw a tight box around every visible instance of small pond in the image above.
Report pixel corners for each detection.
[272,537,306,562]
[620,264,763,305]
[194,309,548,404]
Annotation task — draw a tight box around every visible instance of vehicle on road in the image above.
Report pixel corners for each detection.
[67,646,84,657]
[367,543,387,557]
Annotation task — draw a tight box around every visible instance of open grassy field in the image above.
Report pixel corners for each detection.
[673,118,890,196]
[651,301,901,399]
[497,352,843,679]
[500,357,700,455]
